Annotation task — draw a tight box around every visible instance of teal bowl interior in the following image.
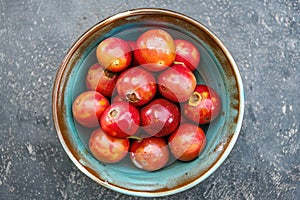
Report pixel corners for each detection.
[52,8,244,197]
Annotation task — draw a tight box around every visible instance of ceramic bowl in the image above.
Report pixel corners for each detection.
[52,8,244,197]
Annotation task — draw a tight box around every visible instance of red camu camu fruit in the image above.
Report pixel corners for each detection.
[183,85,222,124]
[134,29,176,72]
[140,98,180,137]
[130,137,169,171]
[89,128,130,163]
[100,101,140,138]
[116,67,157,106]
[174,39,200,71]
[158,63,196,102]
[96,37,132,72]
[72,91,109,128]
[85,63,118,97]
[168,123,206,162]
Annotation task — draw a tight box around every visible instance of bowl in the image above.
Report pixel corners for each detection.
[52,8,244,197]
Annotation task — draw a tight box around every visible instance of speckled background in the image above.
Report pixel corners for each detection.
[0,0,299,199]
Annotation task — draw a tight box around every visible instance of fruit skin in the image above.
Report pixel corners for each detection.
[174,39,200,71]
[130,137,169,171]
[127,40,140,66]
[140,98,180,137]
[134,29,176,72]
[85,63,118,97]
[100,102,140,138]
[72,91,109,128]
[183,85,222,124]
[168,123,206,161]
[89,128,129,163]
[158,64,196,102]
[116,67,157,106]
[96,37,132,72]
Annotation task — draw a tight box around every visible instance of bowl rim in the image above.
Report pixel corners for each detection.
[52,8,244,197]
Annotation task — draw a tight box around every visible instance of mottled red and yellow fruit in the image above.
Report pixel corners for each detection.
[168,123,206,161]
[85,63,118,97]
[96,37,132,72]
[72,91,109,128]
[158,64,196,102]
[175,39,200,71]
[116,67,157,106]
[89,128,129,163]
[130,137,169,171]
[134,29,176,71]
[183,85,222,124]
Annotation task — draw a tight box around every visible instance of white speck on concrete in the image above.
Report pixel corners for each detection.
[281,104,286,114]
[25,142,36,161]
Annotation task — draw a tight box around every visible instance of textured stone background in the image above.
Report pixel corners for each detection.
[0,0,299,199]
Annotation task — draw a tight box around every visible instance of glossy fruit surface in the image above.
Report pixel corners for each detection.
[89,128,130,163]
[116,67,157,106]
[134,29,176,71]
[96,37,132,72]
[85,63,118,97]
[158,64,196,102]
[168,123,206,161]
[72,91,109,128]
[184,85,222,124]
[174,39,200,71]
[130,137,169,171]
[140,98,180,137]
[100,102,140,138]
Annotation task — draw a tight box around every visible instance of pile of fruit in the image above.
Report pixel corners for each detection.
[72,29,222,171]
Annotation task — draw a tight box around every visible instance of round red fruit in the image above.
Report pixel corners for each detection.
[183,85,222,124]
[134,29,176,71]
[116,67,156,106]
[175,39,200,71]
[96,37,132,72]
[72,91,109,128]
[158,64,196,102]
[89,128,129,163]
[100,102,140,138]
[85,63,118,97]
[140,98,180,137]
[130,137,169,171]
[168,123,206,161]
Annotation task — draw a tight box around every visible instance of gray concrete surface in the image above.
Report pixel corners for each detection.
[0,0,299,199]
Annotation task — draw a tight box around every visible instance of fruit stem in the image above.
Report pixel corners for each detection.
[127,135,143,141]
[173,61,186,66]
[188,92,202,106]
[126,92,139,103]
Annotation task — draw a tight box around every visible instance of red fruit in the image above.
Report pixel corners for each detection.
[85,63,118,97]
[111,95,125,103]
[89,128,129,163]
[127,40,140,66]
[134,29,176,71]
[116,67,157,106]
[96,37,132,72]
[158,64,196,102]
[168,123,206,161]
[130,137,169,171]
[175,39,200,71]
[72,91,109,128]
[183,85,222,124]
[140,98,180,137]
[100,102,140,138]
